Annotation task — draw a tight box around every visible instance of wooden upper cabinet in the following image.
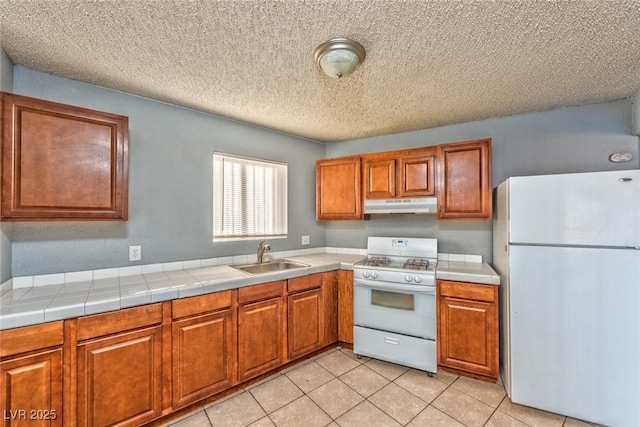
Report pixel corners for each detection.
[362,147,436,200]
[437,138,492,219]
[363,157,396,199]
[316,156,362,220]
[1,92,129,221]
[399,152,436,197]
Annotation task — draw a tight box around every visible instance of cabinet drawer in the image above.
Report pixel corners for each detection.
[288,273,323,293]
[354,326,436,372]
[77,303,163,341]
[438,280,496,303]
[0,321,64,358]
[238,281,285,304]
[173,290,233,319]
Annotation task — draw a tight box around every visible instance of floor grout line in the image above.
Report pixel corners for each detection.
[169,347,587,427]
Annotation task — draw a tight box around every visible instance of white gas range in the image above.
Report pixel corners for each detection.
[353,237,438,374]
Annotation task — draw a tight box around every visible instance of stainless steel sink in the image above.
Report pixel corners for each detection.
[231,259,309,275]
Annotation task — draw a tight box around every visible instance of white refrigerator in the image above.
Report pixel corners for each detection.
[493,169,640,427]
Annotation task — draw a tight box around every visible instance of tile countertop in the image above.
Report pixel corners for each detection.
[0,253,365,330]
[435,253,501,286]
[0,252,500,331]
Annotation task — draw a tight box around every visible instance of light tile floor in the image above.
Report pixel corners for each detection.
[163,347,598,427]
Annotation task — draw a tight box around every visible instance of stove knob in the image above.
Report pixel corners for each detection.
[371,272,379,279]
[363,271,370,279]
[404,275,413,283]
[414,276,423,284]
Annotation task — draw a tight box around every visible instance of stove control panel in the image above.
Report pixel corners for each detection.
[354,268,435,287]
[405,275,423,284]
[392,239,408,247]
[362,271,379,279]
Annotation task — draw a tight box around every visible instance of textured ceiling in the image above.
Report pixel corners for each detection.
[1,1,639,143]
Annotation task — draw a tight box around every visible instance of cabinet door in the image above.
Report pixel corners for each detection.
[316,156,362,220]
[237,297,286,382]
[77,326,162,427]
[437,139,492,219]
[1,92,128,221]
[437,281,498,380]
[322,271,339,345]
[172,309,234,409]
[363,158,396,199]
[399,153,435,197]
[0,349,63,427]
[288,288,324,360]
[337,270,354,344]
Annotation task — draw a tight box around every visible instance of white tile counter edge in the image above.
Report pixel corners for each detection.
[1,249,499,331]
[436,253,501,286]
[0,248,365,330]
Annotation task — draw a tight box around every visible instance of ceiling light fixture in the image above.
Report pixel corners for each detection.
[314,38,366,79]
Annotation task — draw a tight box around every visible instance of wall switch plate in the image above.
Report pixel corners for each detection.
[302,235,310,245]
[129,245,141,261]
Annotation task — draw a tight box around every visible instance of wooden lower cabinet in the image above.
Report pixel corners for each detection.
[237,281,287,382]
[287,274,325,360]
[172,310,234,409]
[75,304,165,427]
[0,321,64,427]
[322,271,339,345]
[1,350,63,427]
[288,289,324,360]
[76,326,163,427]
[0,269,355,426]
[337,270,354,344]
[437,280,499,381]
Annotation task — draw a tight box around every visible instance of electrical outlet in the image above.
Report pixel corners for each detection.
[302,235,310,245]
[129,245,141,261]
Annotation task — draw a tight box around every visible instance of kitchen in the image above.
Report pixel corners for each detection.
[1,1,640,427]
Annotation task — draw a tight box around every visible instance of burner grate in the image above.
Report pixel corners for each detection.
[403,258,430,270]
[362,256,391,267]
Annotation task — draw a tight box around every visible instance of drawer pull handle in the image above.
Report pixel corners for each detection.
[384,337,399,345]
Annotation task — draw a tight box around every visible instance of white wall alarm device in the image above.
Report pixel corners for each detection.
[608,152,633,163]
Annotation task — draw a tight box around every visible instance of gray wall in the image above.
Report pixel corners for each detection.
[7,67,327,276]
[325,100,640,262]
[4,62,639,277]
[0,48,14,283]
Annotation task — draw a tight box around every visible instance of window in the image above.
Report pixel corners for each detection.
[213,153,288,241]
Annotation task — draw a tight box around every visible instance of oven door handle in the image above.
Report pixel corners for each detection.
[354,279,436,295]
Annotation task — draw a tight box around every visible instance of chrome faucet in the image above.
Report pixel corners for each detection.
[257,241,271,263]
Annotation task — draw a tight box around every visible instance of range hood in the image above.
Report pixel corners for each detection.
[363,197,438,214]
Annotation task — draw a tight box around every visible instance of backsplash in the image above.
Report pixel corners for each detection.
[0,248,489,296]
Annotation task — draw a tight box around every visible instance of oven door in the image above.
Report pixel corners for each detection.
[353,279,436,340]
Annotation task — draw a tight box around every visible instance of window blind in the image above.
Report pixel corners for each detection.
[213,153,288,240]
